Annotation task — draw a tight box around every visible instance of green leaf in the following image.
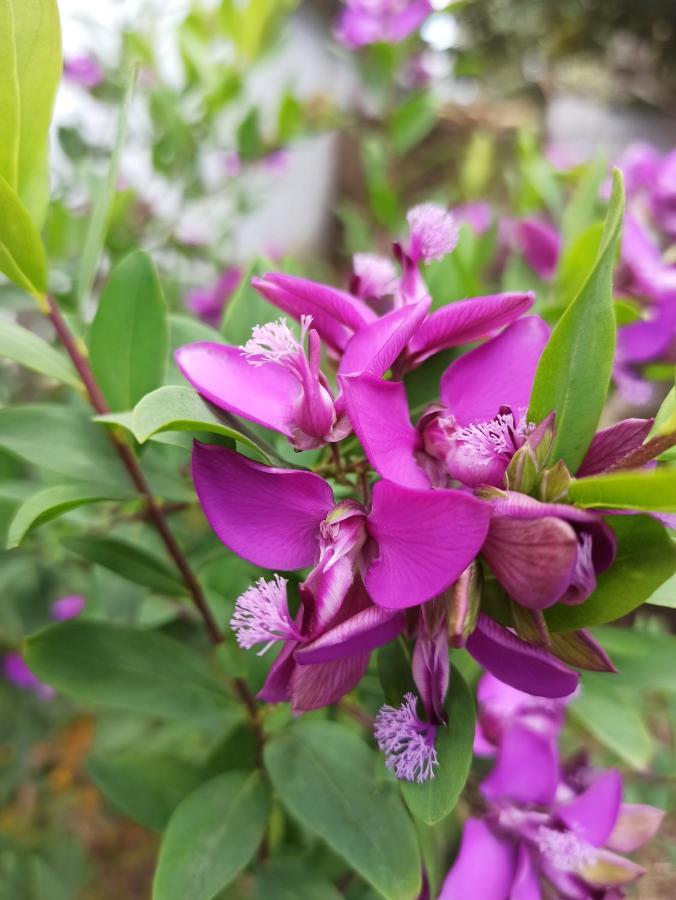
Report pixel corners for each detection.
[400,667,475,825]
[390,92,437,155]
[588,626,676,693]
[264,720,421,900]
[569,682,653,770]
[255,858,342,900]
[25,620,232,719]
[61,535,185,597]
[89,251,168,411]
[568,468,676,513]
[551,221,603,315]
[0,404,128,489]
[128,386,272,461]
[88,752,204,831]
[76,68,136,312]
[222,258,278,344]
[0,0,62,223]
[546,515,676,631]
[560,154,606,243]
[0,320,79,387]
[529,170,624,471]
[0,174,47,298]
[153,771,269,900]
[7,483,132,549]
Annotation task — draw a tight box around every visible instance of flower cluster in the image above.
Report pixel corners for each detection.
[335,0,434,49]
[177,201,658,781]
[440,673,664,898]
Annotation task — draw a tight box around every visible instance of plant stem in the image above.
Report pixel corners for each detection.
[608,431,676,472]
[45,296,261,721]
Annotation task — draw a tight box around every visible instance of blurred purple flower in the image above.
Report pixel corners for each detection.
[51,594,86,621]
[63,55,104,89]
[3,653,54,700]
[187,268,242,328]
[453,201,493,236]
[441,726,663,898]
[336,0,433,48]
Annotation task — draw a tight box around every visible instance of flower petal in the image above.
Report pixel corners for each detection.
[515,218,561,280]
[577,418,654,477]
[578,849,645,888]
[407,291,535,366]
[439,818,517,900]
[295,604,406,664]
[481,723,559,805]
[289,652,370,712]
[439,316,550,426]
[364,480,491,608]
[556,770,623,847]
[192,443,333,569]
[257,642,297,703]
[606,804,665,853]
[482,513,578,609]
[176,342,296,435]
[511,844,542,900]
[466,614,580,698]
[340,374,429,489]
[338,298,430,377]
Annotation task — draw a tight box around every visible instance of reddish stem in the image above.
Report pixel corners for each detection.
[607,431,676,472]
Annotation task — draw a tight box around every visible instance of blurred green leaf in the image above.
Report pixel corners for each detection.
[88,751,204,831]
[277,90,304,144]
[62,535,186,596]
[561,154,606,243]
[569,468,676,513]
[153,771,269,900]
[390,93,436,156]
[570,682,653,769]
[551,221,603,314]
[7,483,132,548]
[26,620,232,718]
[255,858,342,900]
[264,720,421,900]
[0,175,47,299]
[0,0,62,224]
[400,667,475,825]
[546,515,676,631]
[0,320,79,387]
[237,107,263,160]
[529,170,624,471]
[222,258,279,344]
[89,251,168,411]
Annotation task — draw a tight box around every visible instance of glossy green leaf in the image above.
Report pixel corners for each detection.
[0,320,79,387]
[645,572,676,608]
[255,858,342,900]
[153,771,269,900]
[0,404,128,489]
[400,667,475,825]
[89,251,168,411]
[88,752,204,831]
[25,620,231,719]
[0,0,62,223]
[264,720,421,900]
[529,170,624,471]
[546,515,676,631]
[7,483,132,548]
[551,221,603,315]
[0,175,47,298]
[62,535,185,596]
[569,468,676,513]
[569,682,653,770]
[76,68,135,311]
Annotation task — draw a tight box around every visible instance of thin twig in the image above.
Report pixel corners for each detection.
[607,431,676,472]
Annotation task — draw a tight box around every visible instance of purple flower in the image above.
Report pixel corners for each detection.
[335,0,433,48]
[501,216,562,281]
[3,653,54,700]
[63,55,105,89]
[187,267,242,328]
[50,594,86,621]
[453,201,493,236]
[350,253,399,309]
[440,726,664,899]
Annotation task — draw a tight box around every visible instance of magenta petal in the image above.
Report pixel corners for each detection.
[257,642,296,703]
[481,723,559,805]
[482,514,578,610]
[340,374,429,489]
[338,298,430,377]
[295,605,405,664]
[440,317,550,425]
[606,804,665,853]
[466,614,580,698]
[192,443,333,569]
[511,844,542,900]
[289,652,369,712]
[365,481,491,609]
[412,625,450,724]
[577,418,654,477]
[515,218,561,280]
[407,291,535,366]
[176,342,297,435]
[556,770,622,847]
[439,818,517,900]
[488,490,599,525]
